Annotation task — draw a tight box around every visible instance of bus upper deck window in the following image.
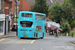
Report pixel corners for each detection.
[35,14,45,20]
[22,13,32,17]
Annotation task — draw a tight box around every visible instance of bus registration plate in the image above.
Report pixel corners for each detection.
[24,36,27,37]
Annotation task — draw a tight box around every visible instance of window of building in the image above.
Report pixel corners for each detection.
[0,21,3,33]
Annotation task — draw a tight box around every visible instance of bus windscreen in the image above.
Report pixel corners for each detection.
[22,13,32,17]
[20,21,33,27]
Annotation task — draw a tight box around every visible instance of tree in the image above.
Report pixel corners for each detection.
[48,0,73,24]
[62,0,73,24]
[30,0,49,17]
[69,0,75,8]
[48,1,64,23]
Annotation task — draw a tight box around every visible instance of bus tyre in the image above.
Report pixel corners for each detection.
[41,33,44,39]
[20,37,24,39]
[36,33,38,39]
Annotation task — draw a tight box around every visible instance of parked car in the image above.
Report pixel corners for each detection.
[58,28,63,33]
[11,22,18,31]
[46,23,63,35]
[49,25,57,35]
[46,23,57,34]
[46,22,51,33]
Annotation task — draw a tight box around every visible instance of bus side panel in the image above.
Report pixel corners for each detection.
[44,20,46,37]
[35,20,44,38]
[17,12,21,37]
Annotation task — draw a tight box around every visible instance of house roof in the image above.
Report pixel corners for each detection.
[26,0,64,7]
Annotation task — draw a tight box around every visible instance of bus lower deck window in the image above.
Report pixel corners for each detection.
[36,26,41,31]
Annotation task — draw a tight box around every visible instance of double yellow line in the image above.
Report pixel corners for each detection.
[0,39,35,44]
[31,40,35,44]
[0,39,5,42]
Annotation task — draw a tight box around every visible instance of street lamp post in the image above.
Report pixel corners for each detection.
[15,0,17,36]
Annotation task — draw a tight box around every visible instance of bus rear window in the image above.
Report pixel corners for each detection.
[20,21,33,27]
[22,13,32,17]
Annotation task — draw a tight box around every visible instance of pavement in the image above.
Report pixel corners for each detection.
[0,31,16,39]
[70,41,75,44]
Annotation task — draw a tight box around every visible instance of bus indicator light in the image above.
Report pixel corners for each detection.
[32,25,34,28]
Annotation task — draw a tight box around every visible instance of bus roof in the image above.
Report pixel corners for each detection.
[19,11,46,15]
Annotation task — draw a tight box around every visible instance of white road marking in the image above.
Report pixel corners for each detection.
[23,48,25,50]
[31,40,35,44]
[40,48,43,50]
[0,39,5,42]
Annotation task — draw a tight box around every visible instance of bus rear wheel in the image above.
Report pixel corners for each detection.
[36,33,38,39]
[20,37,24,39]
[41,33,44,39]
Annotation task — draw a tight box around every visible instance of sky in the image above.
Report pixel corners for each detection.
[50,0,53,3]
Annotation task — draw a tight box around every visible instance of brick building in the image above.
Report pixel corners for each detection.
[0,0,12,35]
[10,0,15,28]
[5,0,12,15]
[15,0,20,14]
[20,0,31,11]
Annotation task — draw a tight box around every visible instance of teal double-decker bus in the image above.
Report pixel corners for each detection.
[17,11,46,39]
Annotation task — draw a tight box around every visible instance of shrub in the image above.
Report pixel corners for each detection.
[61,20,71,34]
[71,20,75,27]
